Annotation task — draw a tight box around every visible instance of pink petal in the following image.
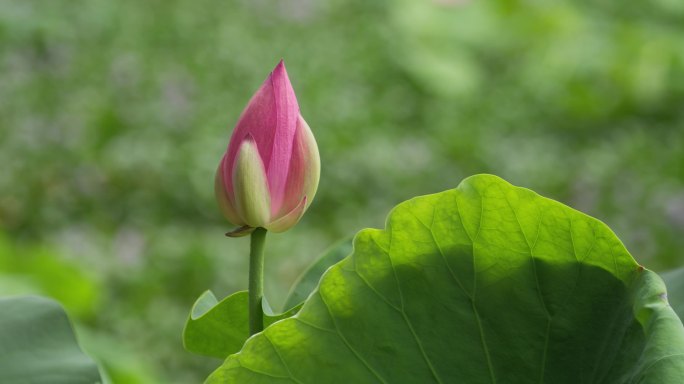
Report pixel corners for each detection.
[222,60,299,216]
[275,115,320,218]
[264,61,299,215]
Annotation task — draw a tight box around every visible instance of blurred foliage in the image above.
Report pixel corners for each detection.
[0,0,683,382]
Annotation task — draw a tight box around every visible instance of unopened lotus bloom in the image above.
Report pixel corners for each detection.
[215,60,320,233]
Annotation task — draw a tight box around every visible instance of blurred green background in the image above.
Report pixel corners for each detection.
[1,0,683,382]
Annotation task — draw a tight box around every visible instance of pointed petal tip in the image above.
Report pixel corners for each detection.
[270,59,290,84]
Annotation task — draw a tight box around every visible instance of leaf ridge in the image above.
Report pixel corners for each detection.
[472,300,497,384]
[453,196,474,243]
[470,185,497,384]
[560,217,592,314]
[415,206,472,300]
[641,353,684,376]
[587,294,632,384]
[235,360,292,380]
[609,241,619,278]
[387,222,445,384]
[293,316,336,334]
[352,249,402,312]
[530,203,544,252]
[501,191,552,384]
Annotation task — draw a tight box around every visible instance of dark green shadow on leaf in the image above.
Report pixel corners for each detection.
[0,295,102,384]
[207,174,684,384]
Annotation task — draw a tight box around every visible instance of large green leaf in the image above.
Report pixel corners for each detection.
[208,174,684,383]
[0,295,102,384]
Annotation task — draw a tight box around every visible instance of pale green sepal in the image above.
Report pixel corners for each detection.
[232,138,271,228]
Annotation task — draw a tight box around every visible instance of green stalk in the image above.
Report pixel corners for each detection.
[248,227,267,335]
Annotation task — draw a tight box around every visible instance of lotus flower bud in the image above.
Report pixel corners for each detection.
[216,60,320,234]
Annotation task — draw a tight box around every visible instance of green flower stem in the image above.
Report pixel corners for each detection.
[248,227,267,335]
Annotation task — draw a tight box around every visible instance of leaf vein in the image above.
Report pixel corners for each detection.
[318,290,388,384]
[387,213,445,384]
[262,331,305,384]
[641,353,684,376]
[235,359,293,381]
[412,207,472,300]
[293,316,336,334]
[469,185,497,384]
